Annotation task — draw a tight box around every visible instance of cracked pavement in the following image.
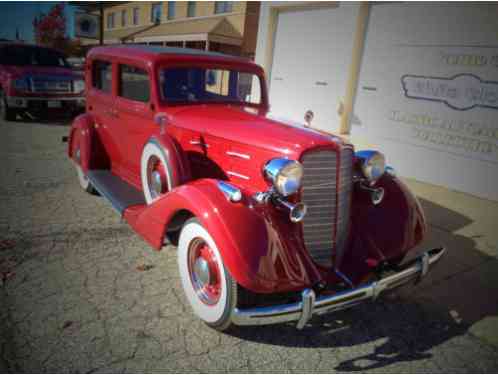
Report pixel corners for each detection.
[1,117,497,373]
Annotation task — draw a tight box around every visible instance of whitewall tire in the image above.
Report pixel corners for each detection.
[74,151,96,194]
[141,140,173,204]
[178,219,237,330]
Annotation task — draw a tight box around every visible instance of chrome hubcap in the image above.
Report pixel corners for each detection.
[188,238,221,305]
[147,156,167,200]
[194,257,211,286]
[150,170,163,198]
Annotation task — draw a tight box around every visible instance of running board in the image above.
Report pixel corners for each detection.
[87,170,146,215]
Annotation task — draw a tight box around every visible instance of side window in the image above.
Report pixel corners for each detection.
[92,60,112,93]
[238,72,261,104]
[119,64,150,103]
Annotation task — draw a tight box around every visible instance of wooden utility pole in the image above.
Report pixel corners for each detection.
[99,2,104,45]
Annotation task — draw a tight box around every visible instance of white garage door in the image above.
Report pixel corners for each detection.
[269,5,358,132]
[352,3,498,201]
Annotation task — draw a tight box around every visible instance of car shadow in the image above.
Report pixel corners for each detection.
[228,197,498,371]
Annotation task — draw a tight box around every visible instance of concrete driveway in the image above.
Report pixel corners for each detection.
[1,117,497,373]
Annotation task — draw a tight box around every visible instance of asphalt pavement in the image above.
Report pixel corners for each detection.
[1,116,497,373]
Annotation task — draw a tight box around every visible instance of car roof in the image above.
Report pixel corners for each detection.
[88,45,254,65]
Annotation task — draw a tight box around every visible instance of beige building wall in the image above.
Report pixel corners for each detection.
[102,1,247,34]
[83,1,259,57]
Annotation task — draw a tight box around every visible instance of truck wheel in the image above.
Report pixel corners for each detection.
[141,140,173,204]
[0,90,17,122]
[178,219,237,331]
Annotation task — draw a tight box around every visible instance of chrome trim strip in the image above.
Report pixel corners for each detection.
[226,151,251,160]
[231,247,445,328]
[227,171,250,180]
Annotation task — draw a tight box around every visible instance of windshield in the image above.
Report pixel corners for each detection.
[0,45,70,68]
[159,67,262,105]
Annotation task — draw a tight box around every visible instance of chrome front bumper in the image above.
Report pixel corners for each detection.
[232,247,445,329]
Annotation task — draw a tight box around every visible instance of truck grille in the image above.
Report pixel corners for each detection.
[31,78,72,93]
[301,147,353,267]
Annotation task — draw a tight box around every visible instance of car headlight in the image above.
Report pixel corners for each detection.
[264,158,303,196]
[13,78,30,92]
[73,79,85,93]
[356,150,386,182]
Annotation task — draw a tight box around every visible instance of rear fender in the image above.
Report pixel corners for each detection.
[123,179,321,293]
[68,114,109,172]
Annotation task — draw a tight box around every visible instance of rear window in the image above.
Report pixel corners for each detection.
[92,60,112,93]
[118,64,150,102]
[0,45,70,67]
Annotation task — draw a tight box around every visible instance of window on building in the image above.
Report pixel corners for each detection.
[106,13,115,29]
[92,60,112,93]
[121,9,127,27]
[187,1,196,17]
[133,7,140,25]
[119,65,150,102]
[151,3,162,23]
[167,2,175,20]
[214,1,233,14]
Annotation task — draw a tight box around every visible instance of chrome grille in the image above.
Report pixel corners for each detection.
[301,147,353,267]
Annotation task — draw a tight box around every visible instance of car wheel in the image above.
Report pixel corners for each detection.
[141,140,172,204]
[178,218,237,331]
[0,90,17,122]
[74,149,97,194]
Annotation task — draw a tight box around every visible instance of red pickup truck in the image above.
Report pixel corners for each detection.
[0,42,85,121]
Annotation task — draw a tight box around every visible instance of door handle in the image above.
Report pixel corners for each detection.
[189,139,210,148]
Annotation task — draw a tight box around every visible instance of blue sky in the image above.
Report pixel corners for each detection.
[0,2,76,43]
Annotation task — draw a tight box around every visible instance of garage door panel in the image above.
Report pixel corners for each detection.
[270,5,358,132]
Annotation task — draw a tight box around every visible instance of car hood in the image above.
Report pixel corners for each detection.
[2,65,81,79]
[170,105,348,158]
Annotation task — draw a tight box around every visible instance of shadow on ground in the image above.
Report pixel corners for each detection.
[229,197,498,371]
[10,111,75,126]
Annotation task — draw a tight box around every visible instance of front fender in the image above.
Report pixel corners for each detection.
[342,175,427,282]
[123,179,321,293]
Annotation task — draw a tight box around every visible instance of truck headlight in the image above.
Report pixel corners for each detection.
[264,158,303,196]
[13,78,30,92]
[73,79,85,93]
[356,150,385,182]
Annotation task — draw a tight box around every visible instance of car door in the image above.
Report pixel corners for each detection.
[86,58,126,175]
[114,62,155,189]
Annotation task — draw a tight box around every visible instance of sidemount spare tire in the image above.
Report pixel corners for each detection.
[141,137,186,204]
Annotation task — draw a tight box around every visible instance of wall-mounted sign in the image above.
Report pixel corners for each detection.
[401,74,498,111]
[75,12,100,39]
[351,3,498,201]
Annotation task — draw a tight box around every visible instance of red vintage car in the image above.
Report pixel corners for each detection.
[67,45,445,331]
[0,42,85,121]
